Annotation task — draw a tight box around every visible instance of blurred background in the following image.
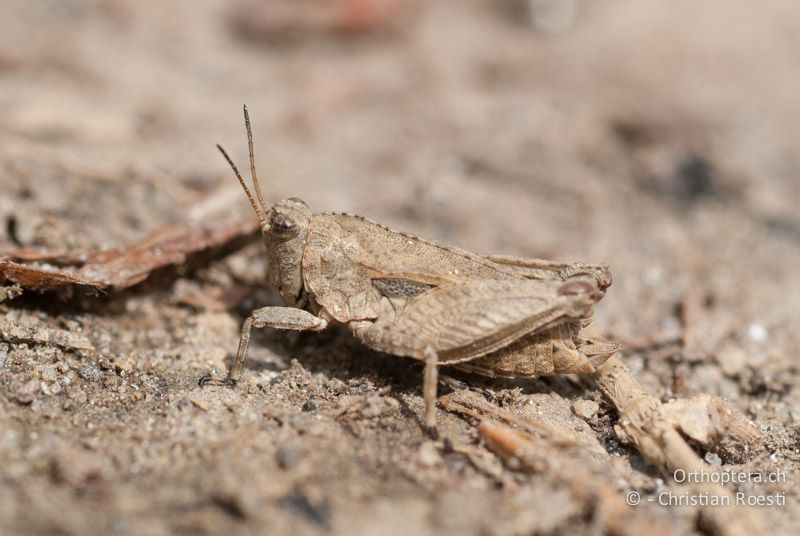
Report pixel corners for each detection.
[1,1,798,534]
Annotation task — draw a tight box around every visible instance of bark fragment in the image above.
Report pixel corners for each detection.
[0,218,259,293]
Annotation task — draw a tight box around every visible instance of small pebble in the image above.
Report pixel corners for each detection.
[303,398,323,412]
[276,445,307,470]
[361,396,400,418]
[40,365,58,383]
[69,387,88,404]
[115,357,135,375]
[326,378,347,395]
[9,376,39,404]
[747,323,768,343]
[78,366,101,382]
[418,441,442,467]
[718,347,747,377]
[642,264,664,286]
[573,399,600,421]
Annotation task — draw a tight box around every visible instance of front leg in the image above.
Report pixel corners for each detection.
[199,307,327,387]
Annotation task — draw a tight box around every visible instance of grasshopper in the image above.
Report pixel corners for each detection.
[200,106,621,435]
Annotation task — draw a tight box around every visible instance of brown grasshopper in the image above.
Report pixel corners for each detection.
[200,106,621,435]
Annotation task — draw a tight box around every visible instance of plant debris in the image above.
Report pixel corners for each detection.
[0,218,259,293]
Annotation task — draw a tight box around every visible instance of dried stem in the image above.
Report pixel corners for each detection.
[593,355,762,536]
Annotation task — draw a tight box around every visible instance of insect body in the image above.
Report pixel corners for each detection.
[200,106,621,435]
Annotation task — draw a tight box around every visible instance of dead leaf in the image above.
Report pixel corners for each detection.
[0,218,259,293]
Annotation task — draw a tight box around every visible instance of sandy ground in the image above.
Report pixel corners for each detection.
[1,0,799,534]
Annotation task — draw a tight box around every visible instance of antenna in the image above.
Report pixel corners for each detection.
[243,105,267,213]
[216,143,266,226]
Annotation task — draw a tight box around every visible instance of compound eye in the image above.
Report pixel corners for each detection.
[270,213,298,237]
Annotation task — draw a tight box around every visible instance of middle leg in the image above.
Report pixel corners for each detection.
[349,318,441,436]
[423,346,440,436]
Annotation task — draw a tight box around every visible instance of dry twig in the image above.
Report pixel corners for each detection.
[441,389,667,536]
[594,355,762,536]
